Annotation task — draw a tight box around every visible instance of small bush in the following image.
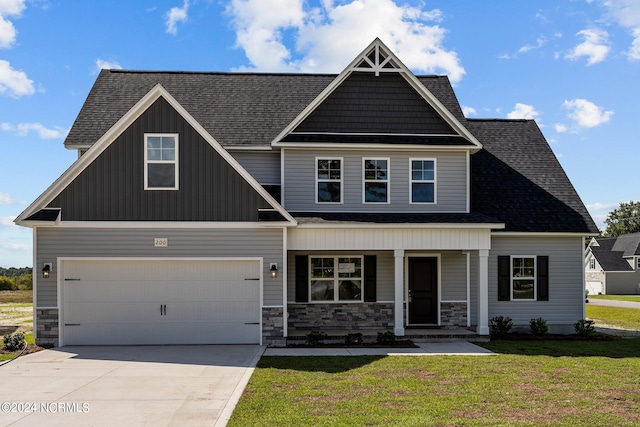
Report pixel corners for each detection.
[3,332,26,352]
[306,331,327,345]
[575,319,596,336]
[0,276,14,291]
[344,333,363,346]
[376,331,396,345]
[529,317,548,336]
[489,316,513,337]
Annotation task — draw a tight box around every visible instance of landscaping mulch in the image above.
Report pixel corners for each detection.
[490,333,613,341]
[288,339,418,348]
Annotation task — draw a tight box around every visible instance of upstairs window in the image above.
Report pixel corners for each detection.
[316,158,342,203]
[589,258,596,270]
[363,158,389,203]
[410,159,436,203]
[145,134,178,190]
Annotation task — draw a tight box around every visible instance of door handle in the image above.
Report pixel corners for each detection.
[160,304,167,315]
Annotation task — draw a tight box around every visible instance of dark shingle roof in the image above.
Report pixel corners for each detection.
[591,250,634,272]
[590,233,640,271]
[292,212,501,225]
[467,119,598,233]
[611,232,640,256]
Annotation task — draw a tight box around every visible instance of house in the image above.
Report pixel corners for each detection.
[15,39,598,347]
[585,233,640,295]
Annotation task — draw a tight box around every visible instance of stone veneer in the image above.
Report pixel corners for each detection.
[262,307,285,346]
[288,303,394,330]
[440,302,467,328]
[36,308,58,347]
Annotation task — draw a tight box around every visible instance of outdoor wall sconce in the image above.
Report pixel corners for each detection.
[270,263,278,278]
[42,263,52,279]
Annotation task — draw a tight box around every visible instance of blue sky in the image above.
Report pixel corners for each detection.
[1,0,638,267]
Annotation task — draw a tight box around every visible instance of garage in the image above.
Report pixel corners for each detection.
[60,259,262,345]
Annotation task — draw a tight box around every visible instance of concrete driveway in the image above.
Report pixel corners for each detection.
[0,345,264,427]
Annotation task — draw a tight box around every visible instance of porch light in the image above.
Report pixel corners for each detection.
[270,263,278,278]
[42,263,51,279]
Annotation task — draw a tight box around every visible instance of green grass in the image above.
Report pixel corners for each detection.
[0,332,34,362]
[0,290,33,304]
[229,339,640,426]
[587,305,640,330]
[589,295,640,303]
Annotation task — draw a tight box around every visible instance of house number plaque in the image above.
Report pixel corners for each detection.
[154,238,168,248]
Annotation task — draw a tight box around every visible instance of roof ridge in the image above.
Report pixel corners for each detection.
[107,69,340,77]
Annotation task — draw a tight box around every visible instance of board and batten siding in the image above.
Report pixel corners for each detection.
[35,227,284,308]
[488,236,585,327]
[282,149,467,212]
[230,151,281,184]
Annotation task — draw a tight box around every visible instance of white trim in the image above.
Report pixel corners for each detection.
[224,145,274,151]
[477,249,489,335]
[262,305,284,308]
[510,255,537,301]
[409,158,437,204]
[15,84,296,226]
[405,253,441,327]
[282,227,288,338]
[144,133,179,190]
[465,251,471,327]
[57,256,264,347]
[29,221,295,229]
[582,236,586,320]
[32,228,37,341]
[280,149,286,207]
[393,249,405,336]
[362,157,390,204]
[273,142,478,151]
[290,132,462,137]
[494,232,595,237]
[465,150,470,213]
[296,222,504,230]
[315,157,343,204]
[35,306,58,310]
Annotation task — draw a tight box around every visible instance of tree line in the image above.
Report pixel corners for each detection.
[0,267,32,291]
[604,201,640,237]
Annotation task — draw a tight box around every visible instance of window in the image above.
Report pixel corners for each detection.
[637,258,640,270]
[316,158,342,203]
[309,256,362,302]
[363,158,389,203]
[410,159,436,203]
[590,258,596,270]
[145,134,178,190]
[512,256,536,300]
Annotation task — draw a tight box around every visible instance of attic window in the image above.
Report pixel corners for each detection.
[144,134,179,190]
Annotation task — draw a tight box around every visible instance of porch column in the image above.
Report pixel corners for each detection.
[477,249,490,335]
[394,249,405,336]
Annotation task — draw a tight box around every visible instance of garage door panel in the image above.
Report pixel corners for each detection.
[62,260,262,345]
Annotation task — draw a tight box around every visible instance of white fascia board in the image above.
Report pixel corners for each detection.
[30,221,295,229]
[274,142,479,151]
[15,84,296,227]
[271,38,482,151]
[296,222,504,230]
[493,232,595,237]
[224,145,275,151]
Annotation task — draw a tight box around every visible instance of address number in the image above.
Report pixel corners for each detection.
[154,238,168,248]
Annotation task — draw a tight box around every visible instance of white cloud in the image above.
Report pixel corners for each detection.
[1,122,68,139]
[629,28,640,60]
[0,215,16,226]
[461,105,477,117]
[507,103,540,120]
[586,202,618,211]
[562,98,613,128]
[95,58,123,70]
[166,0,189,36]
[0,59,33,97]
[227,0,465,82]
[0,193,16,204]
[595,0,640,60]
[518,36,547,53]
[0,0,25,49]
[565,28,610,65]
[554,123,568,133]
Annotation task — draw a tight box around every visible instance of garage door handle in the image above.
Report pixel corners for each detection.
[244,322,259,325]
[65,323,80,326]
[245,278,260,281]
[64,278,81,281]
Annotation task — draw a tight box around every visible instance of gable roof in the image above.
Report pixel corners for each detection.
[17,85,296,225]
[589,234,640,271]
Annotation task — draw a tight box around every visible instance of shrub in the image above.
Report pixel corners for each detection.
[344,333,363,346]
[306,331,327,345]
[3,332,26,352]
[575,319,596,336]
[489,316,513,337]
[529,317,548,336]
[0,276,14,291]
[376,331,396,345]
[15,274,32,290]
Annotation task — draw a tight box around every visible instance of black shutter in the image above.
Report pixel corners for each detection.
[363,255,377,302]
[498,256,511,301]
[295,255,309,302]
[537,256,549,301]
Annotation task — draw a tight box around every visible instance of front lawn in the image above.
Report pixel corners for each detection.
[589,295,640,303]
[229,339,640,426]
[587,305,640,331]
[0,290,32,304]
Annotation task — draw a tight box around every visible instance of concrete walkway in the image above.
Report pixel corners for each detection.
[588,298,640,309]
[264,341,494,356]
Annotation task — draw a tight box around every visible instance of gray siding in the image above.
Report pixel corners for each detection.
[231,151,281,184]
[48,97,271,221]
[440,252,467,301]
[35,227,284,307]
[606,269,640,294]
[488,236,585,326]
[287,251,394,302]
[283,149,467,212]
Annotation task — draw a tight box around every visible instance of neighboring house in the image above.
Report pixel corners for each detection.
[585,233,640,295]
[16,39,597,347]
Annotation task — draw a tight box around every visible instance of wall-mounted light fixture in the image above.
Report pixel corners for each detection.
[42,263,52,279]
[270,263,278,278]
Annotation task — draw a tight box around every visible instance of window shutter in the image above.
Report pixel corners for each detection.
[498,256,510,301]
[537,256,549,301]
[295,255,309,303]
[364,255,377,302]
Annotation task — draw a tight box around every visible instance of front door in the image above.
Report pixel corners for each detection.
[408,257,438,324]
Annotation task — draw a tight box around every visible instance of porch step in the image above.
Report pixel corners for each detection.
[286,328,487,345]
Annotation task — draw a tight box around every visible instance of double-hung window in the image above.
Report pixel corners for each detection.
[589,258,596,270]
[145,134,178,190]
[511,256,536,300]
[316,158,342,203]
[410,159,436,203]
[363,158,389,203]
[310,256,363,302]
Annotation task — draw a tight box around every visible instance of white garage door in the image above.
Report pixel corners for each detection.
[61,259,261,345]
